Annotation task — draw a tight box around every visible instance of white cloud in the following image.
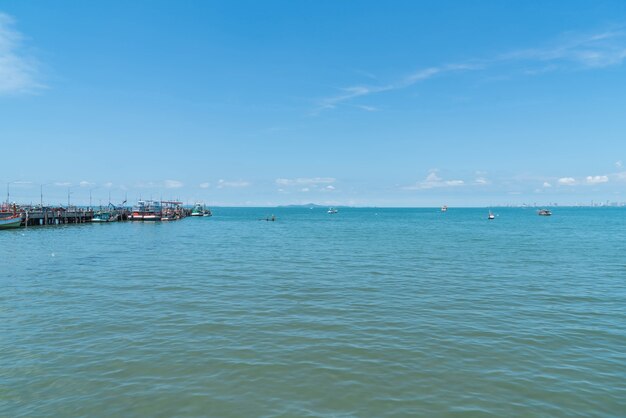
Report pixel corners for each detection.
[54,182,71,187]
[317,27,626,112]
[199,182,210,189]
[615,171,626,181]
[0,12,41,94]
[616,161,623,168]
[586,175,609,184]
[355,105,378,112]
[557,177,576,186]
[217,179,250,188]
[543,182,552,188]
[275,177,336,186]
[474,177,490,185]
[163,179,183,189]
[318,64,478,111]
[103,182,114,188]
[325,185,335,190]
[79,180,95,188]
[404,171,465,190]
[301,188,310,192]
[505,29,626,69]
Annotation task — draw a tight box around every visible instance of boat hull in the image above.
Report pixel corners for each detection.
[0,215,22,229]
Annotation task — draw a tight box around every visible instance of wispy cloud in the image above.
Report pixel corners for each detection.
[557,177,576,186]
[504,29,626,69]
[79,180,95,188]
[318,64,479,111]
[0,12,42,95]
[217,179,250,188]
[318,26,626,112]
[54,181,72,187]
[275,177,336,186]
[404,170,465,190]
[163,179,184,189]
[586,175,609,184]
[199,182,210,189]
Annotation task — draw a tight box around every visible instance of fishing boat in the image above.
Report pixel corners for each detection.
[537,209,552,216]
[129,200,162,221]
[441,205,448,212]
[488,211,495,220]
[191,202,212,217]
[191,202,204,216]
[0,214,22,229]
[327,207,338,214]
[92,211,118,223]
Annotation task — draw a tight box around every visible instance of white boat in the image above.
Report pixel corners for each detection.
[488,211,495,220]
[537,209,552,216]
[327,208,338,214]
[441,205,448,212]
[0,214,22,229]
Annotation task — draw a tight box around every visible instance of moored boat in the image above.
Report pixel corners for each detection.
[192,202,212,217]
[0,214,22,229]
[327,207,338,214]
[129,200,162,221]
[537,209,552,216]
[92,211,118,223]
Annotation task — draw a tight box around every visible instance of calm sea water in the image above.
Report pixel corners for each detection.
[2,207,626,417]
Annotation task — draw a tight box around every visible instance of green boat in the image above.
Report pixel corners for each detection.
[0,214,22,229]
[191,202,212,217]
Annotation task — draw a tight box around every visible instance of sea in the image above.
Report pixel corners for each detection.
[2,207,625,417]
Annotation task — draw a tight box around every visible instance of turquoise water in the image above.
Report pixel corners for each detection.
[2,207,626,417]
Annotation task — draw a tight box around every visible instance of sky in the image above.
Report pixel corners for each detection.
[1,0,626,207]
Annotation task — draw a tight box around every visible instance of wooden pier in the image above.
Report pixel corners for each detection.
[15,208,131,226]
[2,203,192,228]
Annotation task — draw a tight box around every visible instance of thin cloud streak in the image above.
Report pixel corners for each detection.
[318,64,480,112]
[276,177,336,186]
[404,171,465,190]
[0,12,42,95]
[318,26,626,111]
[503,29,626,68]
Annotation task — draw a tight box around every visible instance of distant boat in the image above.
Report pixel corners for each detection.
[537,209,552,216]
[192,202,212,217]
[0,214,22,229]
[328,208,338,214]
[441,205,448,212]
[488,211,495,220]
[92,211,118,223]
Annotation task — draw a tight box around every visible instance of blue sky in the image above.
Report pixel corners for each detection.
[1,0,626,206]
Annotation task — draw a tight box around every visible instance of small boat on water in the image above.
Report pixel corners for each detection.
[327,207,338,214]
[488,211,495,220]
[441,205,448,212]
[537,209,552,216]
[192,202,212,217]
[92,209,118,223]
[0,214,22,229]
